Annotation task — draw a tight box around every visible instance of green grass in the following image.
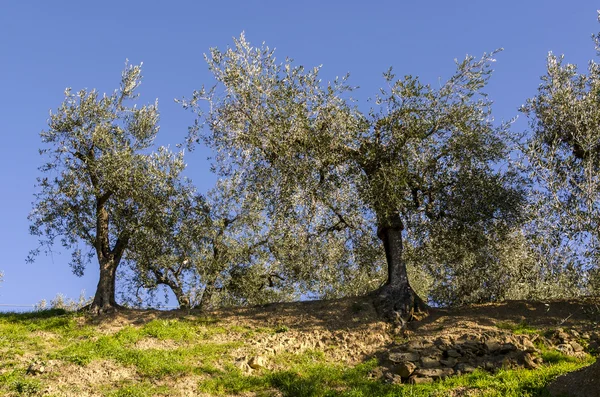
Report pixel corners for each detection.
[102,381,171,397]
[0,368,42,397]
[495,321,541,335]
[55,331,241,377]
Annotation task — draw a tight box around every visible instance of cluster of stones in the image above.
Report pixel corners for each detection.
[380,328,598,385]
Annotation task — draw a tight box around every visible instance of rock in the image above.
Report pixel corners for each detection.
[571,329,580,338]
[248,356,266,370]
[415,367,454,379]
[395,361,416,378]
[408,375,434,384]
[389,351,420,363]
[570,341,584,352]
[420,357,441,368]
[499,343,517,354]
[407,340,423,350]
[435,337,453,350]
[368,366,385,380]
[462,340,482,352]
[456,363,476,373]
[446,349,461,358]
[484,361,496,371]
[440,357,457,367]
[384,372,403,384]
[26,363,45,375]
[485,339,501,353]
[521,338,537,352]
[555,329,570,343]
[522,353,538,369]
[556,344,574,355]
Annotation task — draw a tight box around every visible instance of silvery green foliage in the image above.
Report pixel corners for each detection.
[118,184,207,309]
[121,174,301,309]
[34,291,91,312]
[520,18,600,295]
[184,34,524,302]
[29,62,190,306]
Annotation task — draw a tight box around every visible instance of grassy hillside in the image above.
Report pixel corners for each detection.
[0,297,598,396]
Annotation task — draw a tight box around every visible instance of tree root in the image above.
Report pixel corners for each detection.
[80,301,123,316]
[369,284,429,328]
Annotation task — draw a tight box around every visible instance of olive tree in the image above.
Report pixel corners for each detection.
[119,184,207,309]
[29,63,190,313]
[520,18,600,294]
[184,35,524,322]
[121,174,302,310]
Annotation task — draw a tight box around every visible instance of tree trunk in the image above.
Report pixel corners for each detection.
[151,269,190,310]
[370,212,428,325]
[199,274,218,312]
[89,256,121,314]
[169,281,190,310]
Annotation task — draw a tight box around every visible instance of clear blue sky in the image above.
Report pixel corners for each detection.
[0,1,598,309]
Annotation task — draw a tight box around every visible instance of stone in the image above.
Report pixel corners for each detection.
[521,338,537,352]
[409,375,434,384]
[26,361,46,376]
[435,337,453,350]
[570,341,584,352]
[446,349,461,358]
[556,344,574,355]
[384,372,403,384]
[523,353,538,369]
[555,329,570,343]
[499,343,517,354]
[484,361,496,371]
[440,357,457,367]
[389,351,420,363]
[248,356,266,370]
[571,329,580,338]
[407,341,422,350]
[485,339,501,353]
[456,363,476,373]
[395,361,416,378]
[420,357,441,368]
[415,367,454,379]
[462,340,482,352]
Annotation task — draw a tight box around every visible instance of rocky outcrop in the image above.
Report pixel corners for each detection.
[376,327,597,384]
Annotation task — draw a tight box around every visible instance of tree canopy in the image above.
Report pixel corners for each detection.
[29,63,192,313]
[183,34,525,321]
[521,23,600,294]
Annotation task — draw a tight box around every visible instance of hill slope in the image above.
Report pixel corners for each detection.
[1,297,598,396]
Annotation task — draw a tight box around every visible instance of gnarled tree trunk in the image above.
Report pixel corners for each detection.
[88,202,127,314]
[90,256,120,314]
[170,282,191,310]
[370,212,428,325]
[198,274,219,312]
[151,269,191,309]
